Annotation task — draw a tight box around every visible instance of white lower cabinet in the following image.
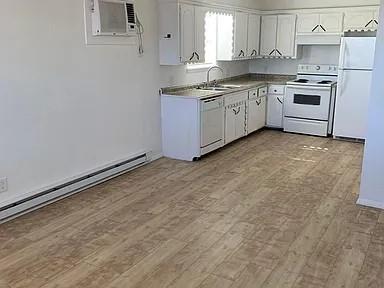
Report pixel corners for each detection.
[162,85,284,161]
[225,92,248,144]
[247,87,267,134]
[267,85,285,128]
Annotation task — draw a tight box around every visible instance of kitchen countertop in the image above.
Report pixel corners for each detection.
[161,73,295,99]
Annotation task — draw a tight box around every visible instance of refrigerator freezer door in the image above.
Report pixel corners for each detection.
[339,37,376,70]
[334,70,373,139]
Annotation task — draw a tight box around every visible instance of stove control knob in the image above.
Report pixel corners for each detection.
[316,65,321,71]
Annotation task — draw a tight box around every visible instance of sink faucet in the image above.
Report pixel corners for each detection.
[207,66,224,86]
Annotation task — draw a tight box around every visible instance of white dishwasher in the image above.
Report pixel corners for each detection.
[200,96,224,155]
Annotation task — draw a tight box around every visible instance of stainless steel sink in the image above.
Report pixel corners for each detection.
[196,84,242,92]
[220,84,242,89]
[197,86,231,91]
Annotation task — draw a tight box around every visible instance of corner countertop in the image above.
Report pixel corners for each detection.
[161,73,296,100]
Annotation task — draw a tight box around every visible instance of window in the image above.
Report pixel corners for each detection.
[204,12,218,65]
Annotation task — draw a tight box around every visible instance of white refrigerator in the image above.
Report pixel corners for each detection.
[334,36,376,139]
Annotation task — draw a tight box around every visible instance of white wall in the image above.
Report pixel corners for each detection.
[260,0,380,10]
[249,46,340,75]
[0,0,257,208]
[0,0,163,207]
[359,0,384,209]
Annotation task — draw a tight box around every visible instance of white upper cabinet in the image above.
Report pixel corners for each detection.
[218,11,261,61]
[180,4,207,63]
[261,15,296,58]
[260,15,278,57]
[344,11,373,31]
[159,2,206,65]
[297,13,343,34]
[276,15,297,57]
[297,14,319,33]
[247,14,261,57]
[180,4,196,63]
[344,8,380,31]
[319,13,344,33]
[234,12,249,59]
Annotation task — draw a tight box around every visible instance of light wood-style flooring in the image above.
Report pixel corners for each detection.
[1,130,383,288]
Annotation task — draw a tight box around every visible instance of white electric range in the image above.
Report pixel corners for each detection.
[284,64,338,137]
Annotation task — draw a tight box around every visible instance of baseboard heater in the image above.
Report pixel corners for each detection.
[0,153,149,223]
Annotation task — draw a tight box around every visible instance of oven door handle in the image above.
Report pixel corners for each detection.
[286,85,332,91]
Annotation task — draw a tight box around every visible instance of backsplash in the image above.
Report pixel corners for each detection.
[249,45,341,75]
[160,61,249,88]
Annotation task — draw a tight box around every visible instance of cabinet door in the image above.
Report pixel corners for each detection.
[234,12,248,59]
[319,13,343,33]
[344,11,374,31]
[248,97,266,134]
[247,14,261,57]
[225,106,238,144]
[180,4,196,62]
[267,94,284,128]
[276,15,297,57]
[260,15,278,57]
[297,14,319,33]
[334,70,372,139]
[235,103,247,139]
[194,6,207,63]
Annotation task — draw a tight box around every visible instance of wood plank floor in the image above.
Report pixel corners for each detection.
[1,130,383,288]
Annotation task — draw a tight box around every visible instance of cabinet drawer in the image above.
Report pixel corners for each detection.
[268,85,285,95]
[225,91,248,106]
[249,89,258,99]
[258,86,268,97]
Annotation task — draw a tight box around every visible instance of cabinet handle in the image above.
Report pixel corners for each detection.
[256,99,262,106]
[276,49,282,56]
[277,97,283,105]
[238,50,245,57]
[312,25,319,32]
[189,53,195,61]
[374,20,379,25]
[195,52,200,61]
[269,49,275,56]
[251,49,257,56]
[365,20,374,27]
[320,25,326,32]
[233,107,241,115]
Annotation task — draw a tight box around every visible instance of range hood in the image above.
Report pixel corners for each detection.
[297,33,342,45]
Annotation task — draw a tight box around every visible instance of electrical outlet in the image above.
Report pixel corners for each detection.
[0,178,8,193]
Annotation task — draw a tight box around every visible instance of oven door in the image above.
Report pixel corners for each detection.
[285,85,332,121]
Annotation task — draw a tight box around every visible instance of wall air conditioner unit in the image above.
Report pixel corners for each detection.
[91,0,136,36]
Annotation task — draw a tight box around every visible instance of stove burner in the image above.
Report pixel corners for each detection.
[317,80,333,84]
[294,79,309,83]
